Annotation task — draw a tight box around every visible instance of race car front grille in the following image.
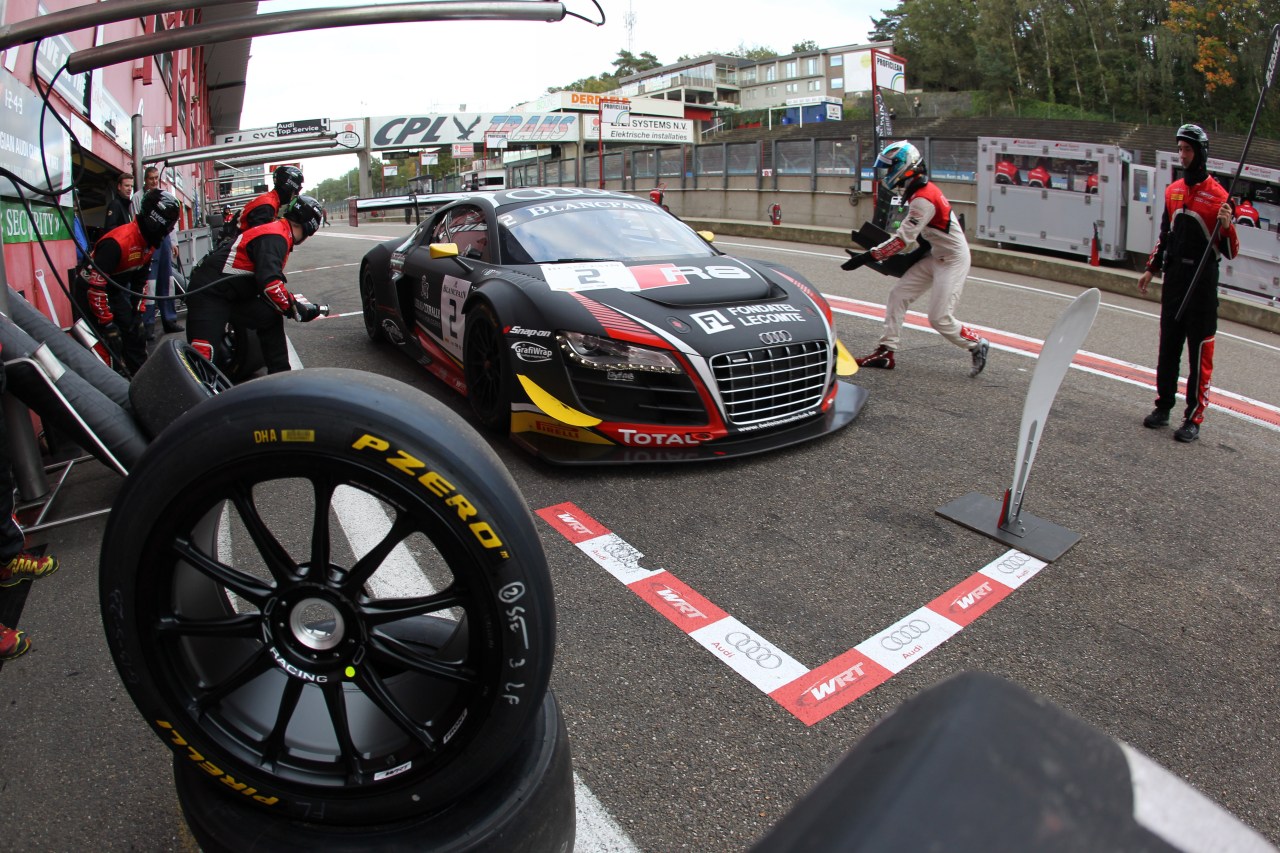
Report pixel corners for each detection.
[566,363,707,425]
[710,341,830,426]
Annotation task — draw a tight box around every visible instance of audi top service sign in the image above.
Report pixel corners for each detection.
[276,118,330,137]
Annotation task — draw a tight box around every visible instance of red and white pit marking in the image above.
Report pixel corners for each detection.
[539,502,1047,726]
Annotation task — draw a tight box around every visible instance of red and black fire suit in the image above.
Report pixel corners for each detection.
[994,160,1021,185]
[73,221,154,373]
[1145,175,1239,426]
[187,219,310,374]
[236,189,287,232]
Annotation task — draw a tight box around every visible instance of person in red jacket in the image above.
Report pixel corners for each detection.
[1138,124,1238,443]
[1026,158,1051,188]
[1234,196,1260,227]
[187,195,326,374]
[237,165,304,233]
[994,156,1021,185]
[73,189,181,373]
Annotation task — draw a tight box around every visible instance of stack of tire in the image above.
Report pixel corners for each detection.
[0,286,229,473]
[97,369,574,851]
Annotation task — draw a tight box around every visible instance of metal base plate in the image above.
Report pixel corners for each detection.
[936,492,1081,563]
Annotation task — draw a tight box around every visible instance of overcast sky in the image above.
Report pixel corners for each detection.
[238,0,886,186]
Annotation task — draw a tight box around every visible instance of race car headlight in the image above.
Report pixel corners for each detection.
[558,332,681,374]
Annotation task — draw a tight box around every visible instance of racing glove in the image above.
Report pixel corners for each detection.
[263,280,295,316]
[84,270,115,325]
[841,250,872,271]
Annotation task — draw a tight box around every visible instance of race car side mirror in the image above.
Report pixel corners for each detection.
[429,243,460,259]
[697,230,715,244]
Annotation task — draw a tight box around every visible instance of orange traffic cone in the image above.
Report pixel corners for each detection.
[1090,224,1101,266]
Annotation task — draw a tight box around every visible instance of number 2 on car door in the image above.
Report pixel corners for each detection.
[440,275,468,360]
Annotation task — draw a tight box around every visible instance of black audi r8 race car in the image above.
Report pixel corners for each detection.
[358,187,866,464]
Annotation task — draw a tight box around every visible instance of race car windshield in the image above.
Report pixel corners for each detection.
[499,203,716,264]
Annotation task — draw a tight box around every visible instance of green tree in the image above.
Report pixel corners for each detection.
[792,39,819,53]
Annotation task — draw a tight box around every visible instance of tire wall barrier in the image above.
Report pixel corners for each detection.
[4,285,134,414]
[0,318,147,475]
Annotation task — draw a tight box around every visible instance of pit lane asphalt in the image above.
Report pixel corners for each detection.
[2,223,1277,852]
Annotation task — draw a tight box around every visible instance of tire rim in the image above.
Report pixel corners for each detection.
[181,347,233,395]
[361,273,379,340]
[465,313,503,421]
[147,458,498,792]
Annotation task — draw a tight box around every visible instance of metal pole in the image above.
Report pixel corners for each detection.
[0,0,246,51]
[66,1,566,74]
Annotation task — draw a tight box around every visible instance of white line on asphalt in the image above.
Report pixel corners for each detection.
[284,337,640,852]
[313,232,404,242]
[718,239,1280,354]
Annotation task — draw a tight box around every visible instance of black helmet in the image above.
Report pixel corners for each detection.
[138,189,180,246]
[284,195,324,241]
[1175,123,1209,167]
[273,165,304,204]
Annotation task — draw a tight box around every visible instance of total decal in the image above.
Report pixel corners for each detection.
[598,426,719,447]
[540,261,758,294]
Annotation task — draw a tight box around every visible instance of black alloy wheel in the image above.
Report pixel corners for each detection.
[462,302,513,432]
[361,268,385,344]
[100,369,555,824]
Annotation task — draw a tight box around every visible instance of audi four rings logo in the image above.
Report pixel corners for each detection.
[758,330,792,344]
[724,631,783,668]
[881,619,930,651]
[996,553,1031,573]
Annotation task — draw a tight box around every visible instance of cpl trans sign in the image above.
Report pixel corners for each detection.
[370,114,579,149]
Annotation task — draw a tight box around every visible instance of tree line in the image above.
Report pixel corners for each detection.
[872,0,1279,135]
[556,5,1279,137]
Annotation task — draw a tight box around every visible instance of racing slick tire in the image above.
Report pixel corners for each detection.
[4,284,134,414]
[0,316,147,475]
[462,301,513,433]
[128,335,232,439]
[173,689,575,852]
[361,267,385,344]
[222,320,266,382]
[99,368,556,825]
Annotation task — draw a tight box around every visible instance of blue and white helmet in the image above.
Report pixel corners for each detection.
[874,141,924,191]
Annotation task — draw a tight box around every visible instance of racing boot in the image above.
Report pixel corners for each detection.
[1174,419,1200,443]
[856,346,895,369]
[969,338,990,377]
[1143,408,1171,428]
[0,623,30,660]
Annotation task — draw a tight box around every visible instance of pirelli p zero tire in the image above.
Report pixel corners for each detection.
[128,336,233,439]
[173,689,575,853]
[222,320,266,382]
[462,302,513,433]
[99,369,555,825]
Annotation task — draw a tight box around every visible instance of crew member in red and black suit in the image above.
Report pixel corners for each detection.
[73,189,181,373]
[187,195,325,374]
[237,165,304,232]
[1138,124,1239,443]
[994,156,1021,185]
